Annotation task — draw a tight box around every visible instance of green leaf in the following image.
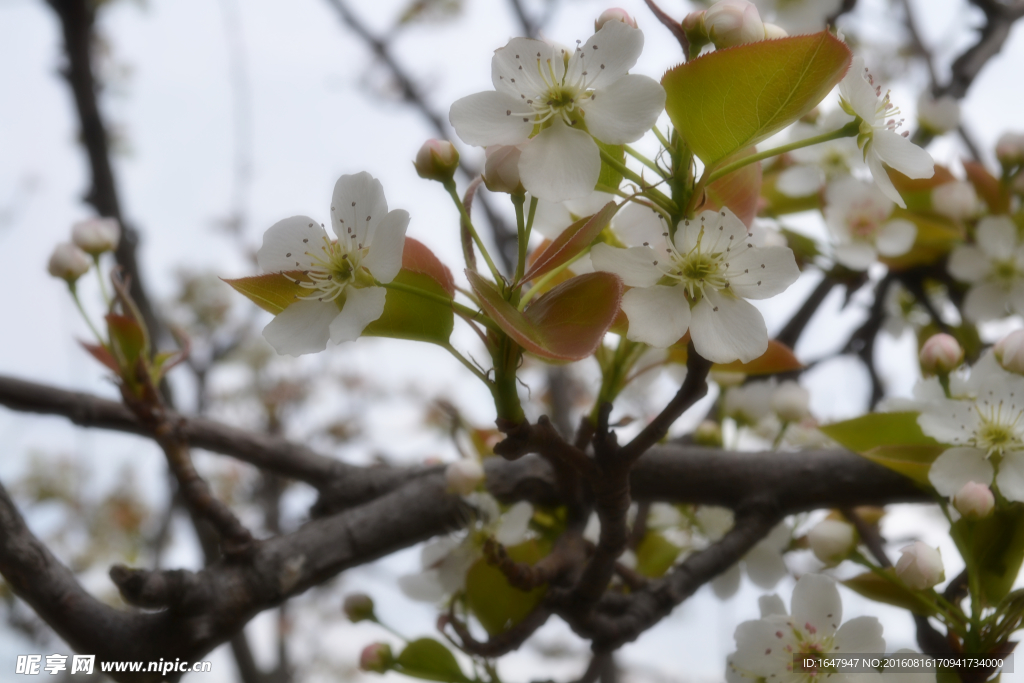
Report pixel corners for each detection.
[395,638,470,683]
[522,202,618,283]
[859,445,944,487]
[106,313,146,367]
[820,412,940,487]
[469,271,622,362]
[635,531,682,578]
[597,140,625,190]
[956,506,1024,606]
[843,569,936,616]
[702,147,762,226]
[663,32,852,168]
[464,540,547,635]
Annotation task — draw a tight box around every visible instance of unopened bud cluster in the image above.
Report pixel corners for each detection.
[685,0,786,54]
[47,217,121,285]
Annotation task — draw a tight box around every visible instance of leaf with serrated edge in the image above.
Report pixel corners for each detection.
[522,202,618,283]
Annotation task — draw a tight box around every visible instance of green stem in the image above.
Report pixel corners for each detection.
[525,196,538,249]
[377,279,498,333]
[517,250,585,310]
[598,148,677,214]
[624,145,666,178]
[513,192,527,284]
[706,121,860,183]
[652,126,672,151]
[443,180,504,282]
[442,343,491,385]
[70,284,105,344]
[92,255,111,307]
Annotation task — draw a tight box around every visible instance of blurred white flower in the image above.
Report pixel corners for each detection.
[917,92,960,135]
[751,0,842,34]
[775,110,861,198]
[71,217,120,255]
[995,132,1024,166]
[770,380,810,422]
[947,216,1024,322]
[807,519,856,566]
[895,542,944,590]
[919,333,964,375]
[711,519,791,598]
[705,0,770,48]
[953,481,995,520]
[995,329,1024,375]
[931,181,979,221]
[824,176,917,270]
[445,459,485,495]
[47,243,91,283]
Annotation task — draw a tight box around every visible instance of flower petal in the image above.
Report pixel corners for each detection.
[776,165,823,197]
[680,209,748,254]
[997,451,1024,502]
[929,447,993,496]
[571,20,643,90]
[791,573,842,639]
[329,286,387,343]
[519,121,601,201]
[262,299,336,356]
[744,543,788,588]
[583,75,666,144]
[833,242,878,270]
[839,58,879,123]
[491,38,554,99]
[331,172,389,246]
[758,594,787,618]
[726,246,800,300]
[976,216,1019,259]
[361,209,409,284]
[621,284,692,348]
[399,570,445,603]
[611,201,670,247]
[834,616,885,654]
[449,91,533,147]
[866,149,907,208]
[963,281,1011,322]
[711,563,742,599]
[495,501,533,545]
[590,243,663,287]
[875,219,917,257]
[947,245,991,283]
[872,129,935,180]
[257,216,329,273]
[690,289,768,364]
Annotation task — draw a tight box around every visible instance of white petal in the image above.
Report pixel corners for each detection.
[530,198,575,240]
[421,536,460,568]
[361,209,409,284]
[563,191,617,219]
[262,299,336,356]
[681,209,748,254]
[449,91,533,147]
[776,165,824,197]
[726,246,800,300]
[963,282,1011,322]
[612,201,670,247]
[398,570,446,603]
[833,242,878,271]
[758,594,787,618]
[590,243,663,287]
[495,501,533,545]
[976,215,1019,259]
[731,619,792,676]
[791,573,842,639]
[491,38,553,98]
[571,20,643,90]
[622,285,692,348]
[331,172,389,246]
[257,216,328,273]
[519,121,601,201]
[875,218,917,257]
[929,447,993,496]
[690,289,768,364]
[839,59,879,122]
[329,286,387,343]
[997,451,1024,502]
[583,75,665,144]
[866,150,907,209]
[743,544,788,588]
[872,130,935,180]
[834,616,885,654]
[947,245,991,283]
[711,563,742,598]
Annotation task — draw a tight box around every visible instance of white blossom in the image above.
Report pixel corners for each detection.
[807,519,856,566]
[947,216,1024,322]
[895,542,944,590]
[919,333,963,375]
[824,176,917,270]
[47,243,91,282]
[256,172,408,356]
[995,132,1024,166]
[591,208,799,363]
[449,21,665,202]
[931,181,979,221]
[771,380,810,422]
[917,92,960,135]
[775,110,861,198]
[839,58,934,208]
[751,0,842,34]
[995,329,1024,375]
[953,481,995,520]
[705,0,785,48]
[71,217,120,255]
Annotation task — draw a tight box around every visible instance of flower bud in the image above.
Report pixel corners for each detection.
[917,93,960,135]
[995,132,1024,167]
[681,11,711,55]
[770,381,810,422]
[595,8,637,31]
[895,541,944,590]
[995,330,1024,375]
[807,519,857,566]
[763,23,788,40]
[343,593,376,622]
[359,643,394,673]
[47,242,91,283]
[694,420,723,447]
[483,145,524,194]
[704,0,766,49]
[931,181,979,221]
[920,333,963,375]
[445,459,485,495]
[71,217,120,255]
[953,481,995,520]
[414,139,460,182]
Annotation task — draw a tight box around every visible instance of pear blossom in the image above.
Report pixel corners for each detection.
[595,8,637,30]
[256,172,409,357]
[895,542,944,590]
[71,217,120,255]
[995,132,1024,166]
[704,0,769,48]
[824,177,917,270]
[931,181,979,221]
[775,110,861,198]
[807,519,857,566]
[413,139,459,181]
[839,58,934,208]
[751,0,842,34]
[917,92,960,135]
[725,379,777,426]
[47,243,91,283]
[917,353,1024,502]
[482,144,525,194]
[994,329,1024,375]
[947,216,1024,322]
[591,207,799,363]
[449,21,666,202]
[727,574,885,683]
[953,481,995,520]
[771,380,810,422]
[919,333,963,375]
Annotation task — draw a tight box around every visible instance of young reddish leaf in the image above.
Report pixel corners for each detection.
[702,147,762,227]
[468,271,622,362]
[223,272,308,315]
[713,339,803,374]
[106,313,146,366]
[663,32,851,168]
[80,342,120,374]
[401,237,456,296]
[363,269,454,345]
[522,202,618,283]
[962,160,1008,215]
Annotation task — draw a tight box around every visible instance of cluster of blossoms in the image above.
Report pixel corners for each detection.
[47,217,120,284]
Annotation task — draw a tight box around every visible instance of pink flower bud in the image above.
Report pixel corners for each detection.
[919,334,963,375]
[343,593,376,622]
[595,8,637,31]
[807,519,857,566]
[359,643,393,673]
[770,381,810,422]
[931,181,979,221]
[47,242,91,283]
[72,217,120,255]
[917,93,960,135]
[763,23,788,39]
[704,0,765,48]
[953,482,995,520]
[483,144,524,194]
[414,139,460,182]
[995,330,1024,375]
[445,459,485,495]
[895,541,944,590]
[996,132,1024,166]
